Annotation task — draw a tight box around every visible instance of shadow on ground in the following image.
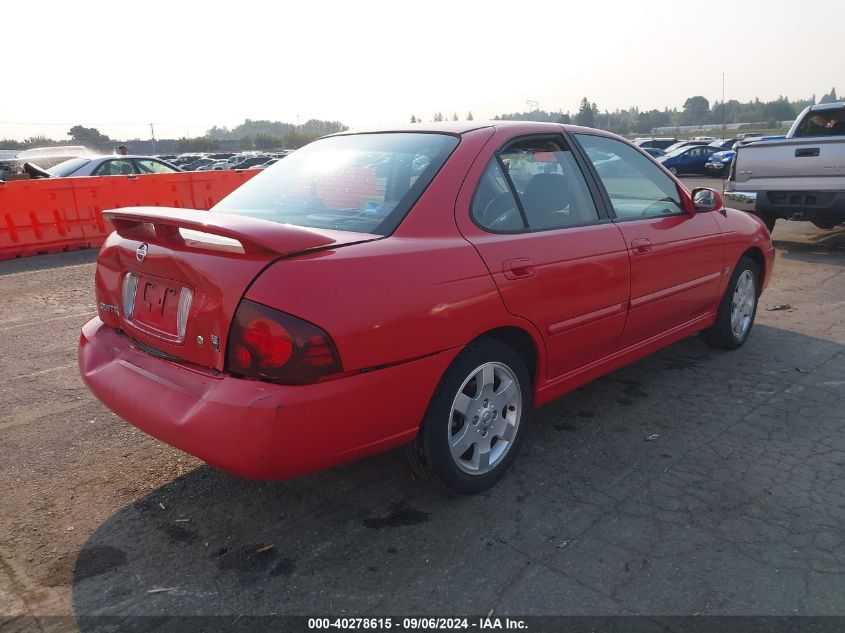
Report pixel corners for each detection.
[72,325,845,621]
[775,226,845,267]
[0,248,97,276]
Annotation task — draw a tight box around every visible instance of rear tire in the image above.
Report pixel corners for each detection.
[701,256,759,350]
[405,339,532,494]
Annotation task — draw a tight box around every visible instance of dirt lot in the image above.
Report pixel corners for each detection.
[2,182,845,628]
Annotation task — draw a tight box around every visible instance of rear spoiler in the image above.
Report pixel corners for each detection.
[103,207,375,256]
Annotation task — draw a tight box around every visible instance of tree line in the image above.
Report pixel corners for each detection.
[0,118,349,153]
[488,88,838,135]
[1,88,840,151]
[411,87,839,135]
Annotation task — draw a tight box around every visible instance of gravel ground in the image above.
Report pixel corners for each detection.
[1,183,844,629]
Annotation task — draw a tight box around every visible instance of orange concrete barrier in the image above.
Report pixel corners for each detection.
[0,170,259,260]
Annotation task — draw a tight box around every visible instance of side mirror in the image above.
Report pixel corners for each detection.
[692,187,723,212]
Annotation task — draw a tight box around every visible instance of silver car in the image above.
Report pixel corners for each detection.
[42,155,181,178]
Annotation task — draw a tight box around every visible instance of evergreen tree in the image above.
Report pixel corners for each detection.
[574,98,595,127]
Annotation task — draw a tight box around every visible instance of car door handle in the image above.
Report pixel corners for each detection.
[630,238,652,255]
[503,258,535,280]
[795,148,820,157]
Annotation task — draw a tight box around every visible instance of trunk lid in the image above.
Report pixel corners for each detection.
[95,207,379,370]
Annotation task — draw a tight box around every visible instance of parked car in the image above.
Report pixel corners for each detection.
[233,155,274,170]
[79,122,773,493]
[182,158,217,171]
[642,147,667,158]
[657,144,720,175]
[662,139,712,154]
[729,101,845,231]
[22,155,181,178]
[255,158,279,169]
[633,137,677,150]
[195,160,229,172]
[708,138,738,150]
[172,155,205,167]
[705,150,735,177]
[223,154,252,169]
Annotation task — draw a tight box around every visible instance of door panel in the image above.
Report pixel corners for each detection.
[573,133,725,346]
[614,214,723,346]
[468,225,630,377]
[455,132,631,380]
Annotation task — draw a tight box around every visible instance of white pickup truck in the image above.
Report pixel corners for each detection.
[727,101,845,231]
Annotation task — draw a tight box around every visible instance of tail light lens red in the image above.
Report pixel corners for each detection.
[226,300,342,385]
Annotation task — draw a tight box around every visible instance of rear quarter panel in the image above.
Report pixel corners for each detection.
[245,236,535,373]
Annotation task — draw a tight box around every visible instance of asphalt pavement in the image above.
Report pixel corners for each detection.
[1,185,844,629]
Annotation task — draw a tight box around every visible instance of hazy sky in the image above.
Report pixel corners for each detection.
[2,0,842,141]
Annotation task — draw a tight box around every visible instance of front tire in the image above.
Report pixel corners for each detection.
[701,256,759,350]
[405,339,532,494]
[668,166,678,175]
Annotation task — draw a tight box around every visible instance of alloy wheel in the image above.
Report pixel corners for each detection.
[448,362,522,475]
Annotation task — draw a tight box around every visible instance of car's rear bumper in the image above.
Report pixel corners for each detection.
[78,318,457,480]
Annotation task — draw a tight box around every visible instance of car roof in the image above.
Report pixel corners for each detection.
[332,120,620,140]
[809,101,845,112]
[75,155,172,161]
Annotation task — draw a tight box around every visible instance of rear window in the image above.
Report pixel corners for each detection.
[212,133,459,235]
[793,108,845,137]
[47,157,91,177]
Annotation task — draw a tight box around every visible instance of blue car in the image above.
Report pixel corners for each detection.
[705,150,735,177]
[657,145,720,175]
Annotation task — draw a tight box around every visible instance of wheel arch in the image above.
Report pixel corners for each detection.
[741,246,766,294]
[468,326,540,388]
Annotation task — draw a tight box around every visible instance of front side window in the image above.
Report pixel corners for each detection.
[575,134,684,220]
[472,137,599,232]
[213,133,458,235]
[95,159,135,176]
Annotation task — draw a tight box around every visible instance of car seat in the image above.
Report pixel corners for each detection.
[521,173,584,228]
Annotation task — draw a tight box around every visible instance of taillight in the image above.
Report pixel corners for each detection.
[176,287,193,342]
[121,272,138,318]
[226,300,342,385]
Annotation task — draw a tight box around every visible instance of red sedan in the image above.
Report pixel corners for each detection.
[78,122,774,493]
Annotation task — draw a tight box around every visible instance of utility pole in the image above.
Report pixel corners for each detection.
[150,123,156,154]
[722,73,726,140]
[722,73,727,189]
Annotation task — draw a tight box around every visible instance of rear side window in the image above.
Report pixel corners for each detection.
[213,133,459,235]
[575,134,684,219]
[46,157,91,177]
[472,137,599,232]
